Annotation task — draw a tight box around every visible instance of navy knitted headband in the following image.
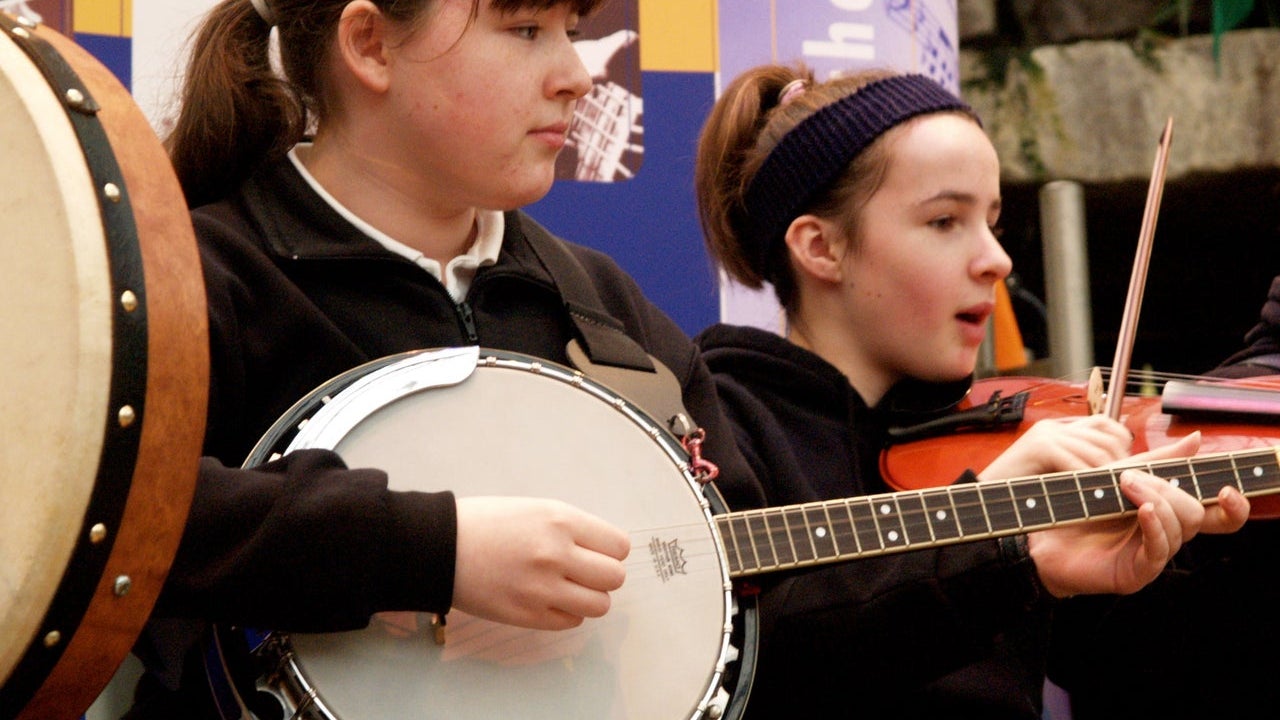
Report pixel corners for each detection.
[741,74,975,268]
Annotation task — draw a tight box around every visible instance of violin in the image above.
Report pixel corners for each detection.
[880,371,1280,519]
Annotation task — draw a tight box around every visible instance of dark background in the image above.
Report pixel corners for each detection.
[998,167,1280,376]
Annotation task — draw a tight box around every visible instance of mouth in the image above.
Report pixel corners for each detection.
[956,302,994,328]
[530,121,571,149]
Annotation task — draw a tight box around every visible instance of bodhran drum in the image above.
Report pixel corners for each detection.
[0,13,208,720]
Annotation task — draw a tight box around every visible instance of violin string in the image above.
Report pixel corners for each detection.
[1019,366,1280,400]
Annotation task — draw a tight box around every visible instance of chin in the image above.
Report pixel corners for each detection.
[943,354,979,380]
[512,176,556,207]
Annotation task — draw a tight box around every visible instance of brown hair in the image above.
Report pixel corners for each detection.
[695,65,949,311]
[167,0,604,208]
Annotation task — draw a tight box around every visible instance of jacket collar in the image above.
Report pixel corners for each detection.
[236,155,554,285]
[699,322,971,422]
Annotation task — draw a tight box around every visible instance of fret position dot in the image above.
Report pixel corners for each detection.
[887,531,900,542]
[1254,466,1265,477]
[879,503,891,515]
[815,527,828,539]
[1093,488,1105,499]
[1024,498,1037,509]
[935,510,948,521]
[1169,477,1181,488]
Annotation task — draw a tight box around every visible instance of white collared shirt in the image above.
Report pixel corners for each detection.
[288,146,503,302]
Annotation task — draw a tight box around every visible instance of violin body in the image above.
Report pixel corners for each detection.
[880,375,1280,518]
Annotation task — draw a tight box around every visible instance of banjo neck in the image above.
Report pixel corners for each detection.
[717,447,1280,577]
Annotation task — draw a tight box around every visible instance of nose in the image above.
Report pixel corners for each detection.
[553,35,593,101]
[975,228,1013,282]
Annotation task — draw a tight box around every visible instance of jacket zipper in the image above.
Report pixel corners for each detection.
[455,300,478,343]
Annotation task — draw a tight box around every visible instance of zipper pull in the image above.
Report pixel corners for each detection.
[455,300,478,343]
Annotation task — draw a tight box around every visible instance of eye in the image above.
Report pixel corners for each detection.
[928,215,957,231]
[513,24,540,40]
[989,224,1005,239]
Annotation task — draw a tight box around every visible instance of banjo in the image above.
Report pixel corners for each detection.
[206,346,1280,720]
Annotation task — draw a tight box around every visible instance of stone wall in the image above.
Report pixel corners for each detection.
[959,28,1280,183]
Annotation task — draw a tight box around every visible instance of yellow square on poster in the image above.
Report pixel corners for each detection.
[74,0,132,37]
[639,0,715,72]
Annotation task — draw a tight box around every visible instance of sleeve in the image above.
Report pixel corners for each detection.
[1047,520,1280,717]
[156,449,457,632]
[1211,275,1280,376]
[166,206,458,631]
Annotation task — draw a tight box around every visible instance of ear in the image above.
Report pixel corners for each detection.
[336,0,392,94]
[783,214,846,284]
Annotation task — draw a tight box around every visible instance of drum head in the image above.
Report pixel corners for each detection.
[0,14,208,719]
[0,18,112,687]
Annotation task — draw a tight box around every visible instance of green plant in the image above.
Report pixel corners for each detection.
[1151,0,1280,64]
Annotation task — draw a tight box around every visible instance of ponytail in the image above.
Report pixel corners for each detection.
[165,0,306,208]
[695,64,814,301]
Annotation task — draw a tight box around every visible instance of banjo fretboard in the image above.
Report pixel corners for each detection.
[716,448,1280,577]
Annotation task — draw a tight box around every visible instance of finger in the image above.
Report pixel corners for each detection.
[567,510,631,561]
[1125,432,1202,465]
[534,606,589,631]
[1056,417,1133,466]
[565,544,627,592]
[1221,486,1251,523]
[549,579,614,621]
[1121,470,1186,553]
[1130,498,1173,583]
[1071,414,1134,447]
[1201,486,1251,534]
[1022,433,1114,474]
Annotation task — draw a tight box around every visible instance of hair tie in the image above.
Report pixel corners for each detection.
[249,0,276,26]
[742,74,977,270]
[777,79,807,107]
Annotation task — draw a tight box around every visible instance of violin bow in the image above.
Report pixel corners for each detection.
[1102,117,1174,419]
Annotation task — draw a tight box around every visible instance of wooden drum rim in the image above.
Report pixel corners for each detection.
[0,13,208,720]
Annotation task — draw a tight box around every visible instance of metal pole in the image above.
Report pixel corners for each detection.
[975,317,997,378]
[1039,180,1094,378]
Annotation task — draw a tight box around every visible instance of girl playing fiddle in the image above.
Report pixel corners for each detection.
[692,63,1251,719]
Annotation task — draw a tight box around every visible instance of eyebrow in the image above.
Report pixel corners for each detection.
[918,190,1002,213]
